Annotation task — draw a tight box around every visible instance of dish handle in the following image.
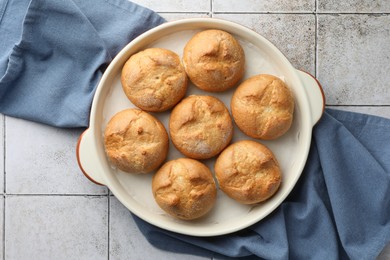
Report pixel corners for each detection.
[76,128,106,186]
[296,70,326,126]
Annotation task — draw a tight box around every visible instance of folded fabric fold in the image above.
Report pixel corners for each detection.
[134,109,390,260]
[0,0,165,127]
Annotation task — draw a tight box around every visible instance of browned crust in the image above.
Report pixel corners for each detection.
[231,74,294,140]
[152,158,217,220]
[183,29,245,92]
[104,109,169,174]
[121,48,188,112]
[169,95,233,159]
[214,140,281,204]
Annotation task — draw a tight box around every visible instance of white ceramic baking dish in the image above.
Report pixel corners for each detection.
[76,18,325,236]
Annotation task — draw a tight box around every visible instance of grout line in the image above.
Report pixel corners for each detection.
[4,193,109,197]
[152,11,302,15]
[314,0,318,79]
[3,116,5,260]
[327,104,390,107]
[2,195,5,260]
[107,194,110,260]
[212,11,390,15]
[316,12,390,15]
[3,115,5,194]
[212,11,316,15]
[155,11,390,15]
[157,11,210,14]
[155,11,390,16]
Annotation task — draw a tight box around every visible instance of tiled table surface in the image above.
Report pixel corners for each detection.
[1,0,389,259]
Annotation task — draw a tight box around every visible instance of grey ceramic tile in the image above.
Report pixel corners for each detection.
[317,0,390,13]
[317,14,390,105]
[0,114,4,194]
[213,0,315,13]
[327,106,390,119]
[5,195,108,260]
[5,117,107,194]
[131,0,210,12]
[378,242,390,260]
[160,12,211,21]
[109,196,211,260]
[214,14,315,74]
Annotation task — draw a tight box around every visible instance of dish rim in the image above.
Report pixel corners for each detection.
[83,18,320,236]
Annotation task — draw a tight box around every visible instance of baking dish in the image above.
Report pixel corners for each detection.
[76,18,325,236]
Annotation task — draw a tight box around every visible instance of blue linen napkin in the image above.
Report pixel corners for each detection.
[1,1,389,259]
[134,109,390,260]
[0,0,165,127]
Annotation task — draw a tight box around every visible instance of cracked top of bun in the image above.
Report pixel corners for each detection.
[183,29,245,92]
[104,108,169,174]
[121,48,187,112]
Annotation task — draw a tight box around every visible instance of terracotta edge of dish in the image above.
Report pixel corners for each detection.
[76,129,105,186]
[298,69,326,125]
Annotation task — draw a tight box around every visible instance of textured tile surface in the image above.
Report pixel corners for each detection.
[5,117,107,194]
[213,0,315,12]
[160,12,211,21]
[109,197,210,259]
[5,196,108,260]
[130,0,210,12]
[214,14,316,74]
[318,0,390,13]
[328,106,390,119]
[378,243,390,260]
[317,14,390,105]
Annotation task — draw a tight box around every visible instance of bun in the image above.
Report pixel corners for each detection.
[183,29,245,92]
[214,140,281,204]
[169,95,233,160]
[231,74,294,140]
[121,48,187,112]
[104,109,169,174]
[152,158,217,220]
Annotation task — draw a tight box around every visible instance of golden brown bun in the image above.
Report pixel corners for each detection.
[169,95,233,160]
[183,29,245,92]
[214,140,281,204]
[152,158,217,220]
[121,48,188,112]
[104,109,169,174]
[231,74,294,140]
